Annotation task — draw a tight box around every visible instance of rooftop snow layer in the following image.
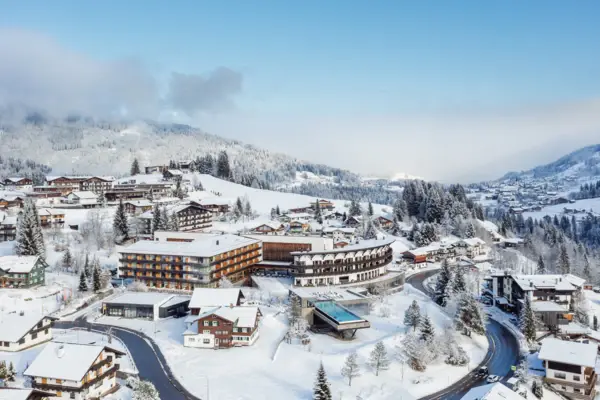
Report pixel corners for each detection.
[104,292,175,307]
[461,382,523,400]
[512,274,586,291]
[0,255,40,273]
[290,238,394,255]
[189,288,243,309]
[538,338,597,367]
[0,314,50,342]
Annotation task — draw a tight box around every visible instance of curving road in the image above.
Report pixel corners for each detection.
[406,269,520,400]
[55,317,200,400]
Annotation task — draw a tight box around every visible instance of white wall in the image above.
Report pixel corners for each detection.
[184,333,215,348]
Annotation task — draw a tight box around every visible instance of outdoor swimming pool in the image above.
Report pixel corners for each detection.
[314,301,363,323]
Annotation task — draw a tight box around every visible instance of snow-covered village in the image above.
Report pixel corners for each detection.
[2,3,600,400]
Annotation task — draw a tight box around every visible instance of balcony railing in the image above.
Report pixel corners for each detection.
[293,254,392,277]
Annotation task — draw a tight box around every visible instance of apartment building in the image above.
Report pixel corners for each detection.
[119,233,262,290]
[539,338,597,399]
[0,214,17,242]
[38,208,65,227]
[137,204,213,236]
[25,342,125,400]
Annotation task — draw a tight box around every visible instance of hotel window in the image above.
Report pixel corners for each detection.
[203,321,210,326]
[554,372,567,379]
[203,339,210,344]
[573,375,581,381]
[212,321,219,326]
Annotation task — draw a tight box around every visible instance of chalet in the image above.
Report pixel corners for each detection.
[286,212,312,222]
[456,238,487,258]
[289,220,310,234]
[183,306,261,349]
[25,342,125,400]
[502,238,524,248]
[374,215,394,229]
[124,200,153,215]
[0,195,24,209]
[65,191,98,207]
[0,214,17,241]
[310,199,335,211]
[0,256,47,287]
[163,169,184,180]
[0,314,56,351]
[80,176,114,194]
[194,198,231,214]
[322,227,356,242]
[538,339,597,399]
[3,177,33,191]
[323,211,345,220]
[45,176,87,195]
[402,242,457,265]
[188,288,244,315]
[249,222,285,235]
[144,165,166,174]
[344,216,363,227]
[38,209,65,227]
[0,388,55,399]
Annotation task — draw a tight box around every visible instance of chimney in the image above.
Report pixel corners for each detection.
[229,303,233,309]
[530,282,533,287]
[56,344,65,359]
[216,240,220,246]
[19,310,24,316]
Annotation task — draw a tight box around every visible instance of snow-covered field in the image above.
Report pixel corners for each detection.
[92,287,488,400]
[523,198,600,221]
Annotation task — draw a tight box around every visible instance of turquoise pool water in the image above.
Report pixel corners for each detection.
[314,301,362,323]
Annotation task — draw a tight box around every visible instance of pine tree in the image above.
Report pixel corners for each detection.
[419,315,436,343]
[93,265,101,292]
[216,150,232,180]
[368,341,390,376]
[78,271,88,292]
[401,332,426,371]
[173,178,185,199]
[403,300,421,331]
[83,253,91,277]
[435,259,453,306]
[361,219,378,240]
[152,204,161,234]
[234,197,244,218]
[583,254,592,281]
[7,361,15,381]
[594,315,598,331]
[464,221,475,238]
[16,199,45,258]
[288,295,302,328]
[536,255,546,274]
[130,158,141,176]
[520,297,537,343]
[393,198,407,222]
[0,361,6,379]
[532,379,543,399]
[454,293,486,335]
[348,200,361,217]
[557,244,570,274]
[276,205,281,215]
[314,199,323,224]
[451,267,468,294]
[340,351,361,386]
[243,198,252,217]
[169,212,180,231]
[113,199,129,242]
[159,207,169,230]
[62,247,72,268]
[313,362,333,400]
[132,380,161,400]
[368,202,374,217]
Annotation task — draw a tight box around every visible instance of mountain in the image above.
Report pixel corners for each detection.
[0,115,360,187]
[500,144,600,181]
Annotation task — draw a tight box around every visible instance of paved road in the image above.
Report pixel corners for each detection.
[406,269,520,400]
[55,318,199,400]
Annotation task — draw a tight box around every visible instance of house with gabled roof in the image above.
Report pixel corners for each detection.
[65,191,98,207]
[188,288,244,315]
[183,306,261,349]
[0,388,55,400]
[25,342,125,400]
[249,222,285,235]
[0,255,47,287]
[0,313,57,351]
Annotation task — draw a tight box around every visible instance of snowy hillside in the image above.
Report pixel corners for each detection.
[501,143,600,181]
[0,117,359,186]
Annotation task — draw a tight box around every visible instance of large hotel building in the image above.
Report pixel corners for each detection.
[119,232,262,290]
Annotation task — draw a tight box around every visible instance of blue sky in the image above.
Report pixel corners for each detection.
[1,1,600,180]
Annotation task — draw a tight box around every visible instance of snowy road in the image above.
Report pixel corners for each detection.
[407,269,520,400]
[55,317,200,400]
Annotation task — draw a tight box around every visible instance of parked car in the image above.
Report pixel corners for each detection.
[593,287,600,293]
[509,316,519,326]
[486,375,500,383]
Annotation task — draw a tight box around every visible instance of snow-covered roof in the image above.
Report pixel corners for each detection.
[0,314,53,342]
[322,227,355,234]
[4,177,28,183]
[531,301,568,313]
[538,338,597,367]
[24,342,125,381]
[0,216,17,226]
[251,222,283,231]
[104,292,175,307]
[214,306,259,327]
[287,212,312,219]
[0,255,40,273]
[119,234,259,258]
[461,238,486,246]
[460,382,523,400]
[166,169,183,175]
[160,295,191,308]
[512,274,585,292]
[124,200,153,207]
[0,388,53,400]
[68,191,97,199]
[290,238,394,256]
[38,208,64,216]
[189,288,243,309]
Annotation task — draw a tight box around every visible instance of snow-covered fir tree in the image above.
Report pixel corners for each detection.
[520,297,537,343]
[159,207,169,230]
[419,315,436,343]
[393,198,407,221]
[113,199,129,242]
[132,380,161,400]
[340,351,360,386]
[367,202,374,217]
[62,247,72,268]
[169,212,180,231]
[314,199,323,224]
[313,362,332,400]
[368,341,390,376]
[557,244,571,274]
[83,253,91,277]
[403,300,421,331]
[536,255,546,274]
[348,200,361,217]
[583,253,592,281]
[172,178,185,199]
[571,290,589,326]
[93,265,101,292]
[216,150,232,180]
[15,199,45,258]
[288,295,302,329]
[594,315,598,331]
[464,221,475,238]
[130,158,141,176]
[243,198,253,217]
[151,204,161,234]
[435,259,453,306]
[532,380,543,399]
[234,197,244,219]
[7,361,15,381]
[78,271,88,292]
[0,361,6,379]
[454,293,486,335]
[451,267,468,294]
[361,218,378,240]
[401,332,426,371]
